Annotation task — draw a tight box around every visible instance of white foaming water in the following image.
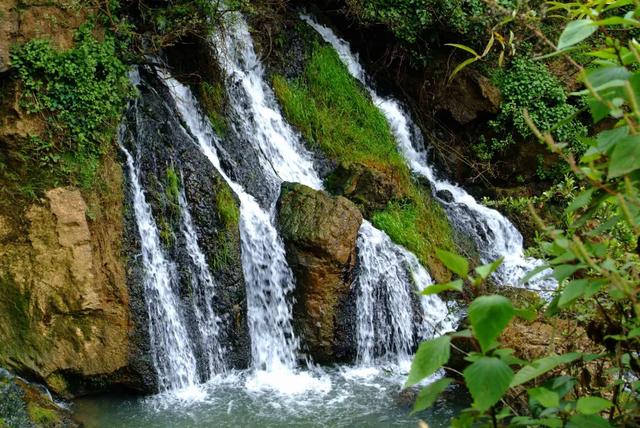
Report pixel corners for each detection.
[302,14,555,292]
[213,14,322,191]
[177,189,226,376]
[356,222,454,366]
[120,140,198,392]
[162,71,332,394]
[213,13,455,367]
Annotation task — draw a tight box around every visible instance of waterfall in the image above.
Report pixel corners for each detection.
[161,72,301,374]
[356,222,454,366]
[178,188,225,376]
[209,13,453,366]
[302,14,555,292]
[120,138,199,391]
[213,15,323,194]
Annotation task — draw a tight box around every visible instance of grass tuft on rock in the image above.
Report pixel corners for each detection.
[272,43,455,279]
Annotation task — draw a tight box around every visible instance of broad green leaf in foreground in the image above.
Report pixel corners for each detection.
[468,295,514,353]
[511,353,582,387]
[435,249,469,278]
[412,377,453,413]
[608,135,640,178]
[576,396,613,415]
[421,279,463,296]
[557,19,597,50]
[463,357,514,411]
[406,336,451,387]
[529,387,560,408]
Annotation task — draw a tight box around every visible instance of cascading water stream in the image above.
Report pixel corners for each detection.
[211,13,455,366]
[177,188,226,376]
[356,223,454,366]
[160,71,302,377]
[120,136,199,392]
[302,14,556,292]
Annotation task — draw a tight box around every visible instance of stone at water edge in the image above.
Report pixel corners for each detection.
[277,182,363,363]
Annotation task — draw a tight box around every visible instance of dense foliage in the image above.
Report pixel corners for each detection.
[6,25,130,195]
[476,57,587,170]
[409,2,640,426]
[345,0,490,44]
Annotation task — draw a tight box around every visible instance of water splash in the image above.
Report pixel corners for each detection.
[302,14,555,293]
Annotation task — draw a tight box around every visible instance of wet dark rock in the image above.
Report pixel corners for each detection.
[120,68,250,385]
[0,369,78,427]
[277,182,362,363]
[327,162,402,216]
[436,189,454,203]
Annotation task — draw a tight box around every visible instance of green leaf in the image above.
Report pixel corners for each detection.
[511,417,562,428]
[576,396,613,414]
[511,353,582,387]
[520,264,550,285]
[405,336,451,387]
[553,264,582,281]
[566,188,595,214]
[567,414,613,428]
[412,377,452,413]
[608,135,640,178]
[435,249,469,278]
[514,307,536,321]
[468,295,514,353]
[529,387,560,408]
[463,357,513,411]
[557,19,598,50]
[558,279,589,308]
[445,43,480,57]
[448,56,479,82]
[474,257,503,280]
[421,279,463,296]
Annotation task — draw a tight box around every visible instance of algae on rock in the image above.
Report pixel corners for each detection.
[277,182,362,363]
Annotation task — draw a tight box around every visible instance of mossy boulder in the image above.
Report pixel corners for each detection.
[327,162,403,216]
[277,182,362,363]
[1,370,78,427]
[0,153,147,397]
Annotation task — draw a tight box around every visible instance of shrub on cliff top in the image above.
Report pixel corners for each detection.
[8,25,131,193]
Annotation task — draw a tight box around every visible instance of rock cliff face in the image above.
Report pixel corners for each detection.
[0,156,144,396]
[120,68,249,374]
[277,182,362,363]
[0,0,92,72]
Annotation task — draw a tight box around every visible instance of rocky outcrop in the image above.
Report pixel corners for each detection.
[0,0,93,72]
[0,369,78,427]
[327,162,403,216]
[0,153,144,397]
[277,182,362,363]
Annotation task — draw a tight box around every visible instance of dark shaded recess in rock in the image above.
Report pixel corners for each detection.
[120,67,249,386]
[276,182,362,363]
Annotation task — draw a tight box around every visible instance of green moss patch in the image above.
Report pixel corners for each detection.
[272,42,455,279]
[27,404,60,427]
[212,183,241,270]
[199,81,229,137]
[3,25,131,206]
